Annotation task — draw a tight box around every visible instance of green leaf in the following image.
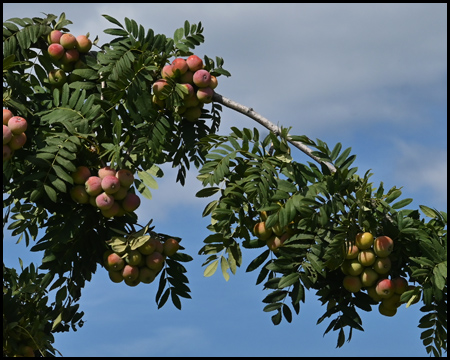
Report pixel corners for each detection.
[419,205,439,218]
[220,256,230,281]
[137,170,158,189]
[246,249,270,272]
[196,187,220,198]
[44,185,57,202]
[385,190,402,203]
[278,273,300,288]
[204,259,219,277]
[392,198,413,209]
[102,14,124,28]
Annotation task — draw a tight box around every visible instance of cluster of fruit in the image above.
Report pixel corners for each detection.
[46,30,92,87]
[103,237,180,286]
[70,166,141,218]
[341,232,419,316]
[152,55,218,122]
[253,211,299,252]
[3,109,27,162]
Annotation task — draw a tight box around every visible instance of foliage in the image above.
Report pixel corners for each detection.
[3,12,447,357]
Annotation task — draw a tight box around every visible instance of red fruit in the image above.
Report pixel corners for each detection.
[76,35,92,53]
[374,236,394,257]
[106,252,125,271]
[70,185,89,204]
[152,79,171,99]
[8,116,28,134]
[193,69,211,88]
[3,125,12,144]
[98,166,116,179]
[71,166,91,185]
[392,277,408,294]
[8,132,26,150]
[161,64,175,79]
[95,192,115,210]
[48,30,63,44]
[122,192,141,212]
[186,54,203,72]
[47,43,65,61]
[121,264,139,281]
[3,109,14,125]
[101,175,121,194]
[116,169,134,188]
[172,58,189,77]
[85,176,103,196]
[146,252,165,271]
[196,87,214,103]
[3,144,12,162]
[59,33,77,49]
[61,48,80,64]
[375,278,396,299]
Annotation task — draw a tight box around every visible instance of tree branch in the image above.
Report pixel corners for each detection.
[212,93,337,173]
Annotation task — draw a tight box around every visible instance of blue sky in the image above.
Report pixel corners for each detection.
[3,3,447,357]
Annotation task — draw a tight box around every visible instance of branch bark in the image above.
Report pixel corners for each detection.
[212,92,337,173]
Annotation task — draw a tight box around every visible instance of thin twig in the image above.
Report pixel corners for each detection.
[212,92,337,173]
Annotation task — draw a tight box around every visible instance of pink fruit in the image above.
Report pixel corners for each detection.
[116,169,134,188]
[85,176,103,196]
[172,58,189,77]
[374,236,394,257]
[3,145,12,162]
[101,175,121,194]
[98,166,116,179]
[145,252,165,271]
[152,79,170,99]
[392,277,408,294]
[3,125,12,144]
[3,109,14,125]
[180,83,195,99]
[106,252,125,271]
[161,64,175,79]
[71,166,91,185]
[121,264,139,281]
[48,30,63,44]
[47,43,65,61]
[76,35,92,53]
[122,192,141,212]
[70,185,89,204]
[8,132,26,150]
[101,202,120,218]
[193,69,211,88]
[59,33,77,49]
[61,49,79,64]
[375,278,396,299]
[8,116,27,134]
[196,87,214,103]
[95,192,115,210]
[186,54,203,72]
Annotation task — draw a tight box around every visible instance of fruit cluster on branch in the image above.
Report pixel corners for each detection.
[69,166,141,218]
[46,30,92,87]
[3,109,27,162]
[152,55,218,122]
[104,235,180,287]
[341,232,420,316]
